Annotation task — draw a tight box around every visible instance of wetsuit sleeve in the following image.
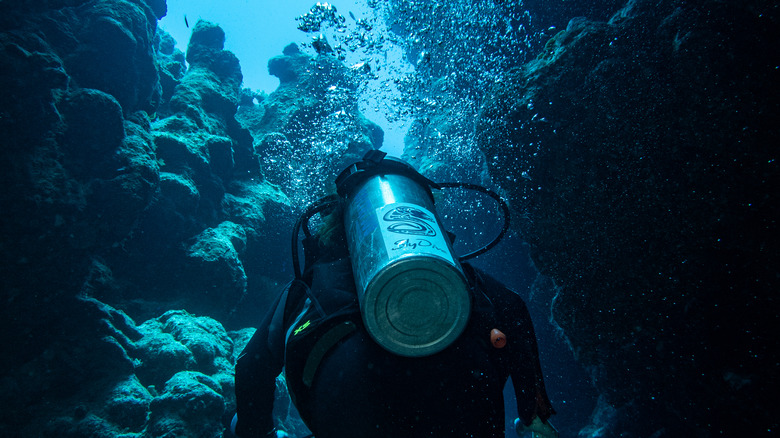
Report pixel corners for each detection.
[475,269,555,425]
[505,291,556,425]
[234,291,286,437]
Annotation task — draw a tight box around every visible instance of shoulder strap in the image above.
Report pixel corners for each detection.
[461,262,496,313]
[266,280,295,362]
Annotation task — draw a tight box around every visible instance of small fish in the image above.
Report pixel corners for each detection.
[349,11,356,21]
[184,15,189,28]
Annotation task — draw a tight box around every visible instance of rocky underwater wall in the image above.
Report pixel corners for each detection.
[0,0,379,436]
[382,0,777,432]
[476,0,778,436]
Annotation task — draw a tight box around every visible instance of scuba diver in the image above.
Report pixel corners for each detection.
[232,151,558,438]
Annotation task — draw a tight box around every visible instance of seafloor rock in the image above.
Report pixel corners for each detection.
[0,297,141,436]
[476,0,778,435]
[5,303,244,437]
[146,371,225,438]
[106,375,154,431]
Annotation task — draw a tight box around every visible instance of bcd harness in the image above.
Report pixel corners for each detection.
[272,152,512,402]
[270,245,502,408]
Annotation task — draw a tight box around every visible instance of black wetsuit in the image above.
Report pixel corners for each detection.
[235,243,554,438]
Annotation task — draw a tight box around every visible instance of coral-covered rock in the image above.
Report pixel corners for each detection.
[0,297,141,436]
[1,3,165,401]
[135,326,197,388]
[169,67,241,129]
[1,3,301,437]
[58,87,126,178]
[0,30,68,148]
[10,304,241,437]
[222,179,290,235]
[65,0,160,113]
[476,0,778,435]
[159,171,200,213]
[147,371,225,438]
[160,311,234,372]
[184,20,242,107]
[88,114,160,238]
[138,310,236,437]
[156,28,186,112]
[105,375,152,430]
[184,222,249,317]
[136,309,235,387]
[154,130,210,175]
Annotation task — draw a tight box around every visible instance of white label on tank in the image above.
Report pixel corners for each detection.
[376,203,455,264]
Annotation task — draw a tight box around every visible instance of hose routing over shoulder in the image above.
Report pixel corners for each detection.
[291,156,511,279]
[436,182,511,262]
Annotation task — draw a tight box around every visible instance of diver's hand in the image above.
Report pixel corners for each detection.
[514,416,559,438]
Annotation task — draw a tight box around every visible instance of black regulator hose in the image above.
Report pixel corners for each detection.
[437,182,511,262]
[292,194,339,280]
[291,183,509,278]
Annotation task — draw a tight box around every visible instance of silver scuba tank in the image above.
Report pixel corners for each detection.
[335,152,471,357]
